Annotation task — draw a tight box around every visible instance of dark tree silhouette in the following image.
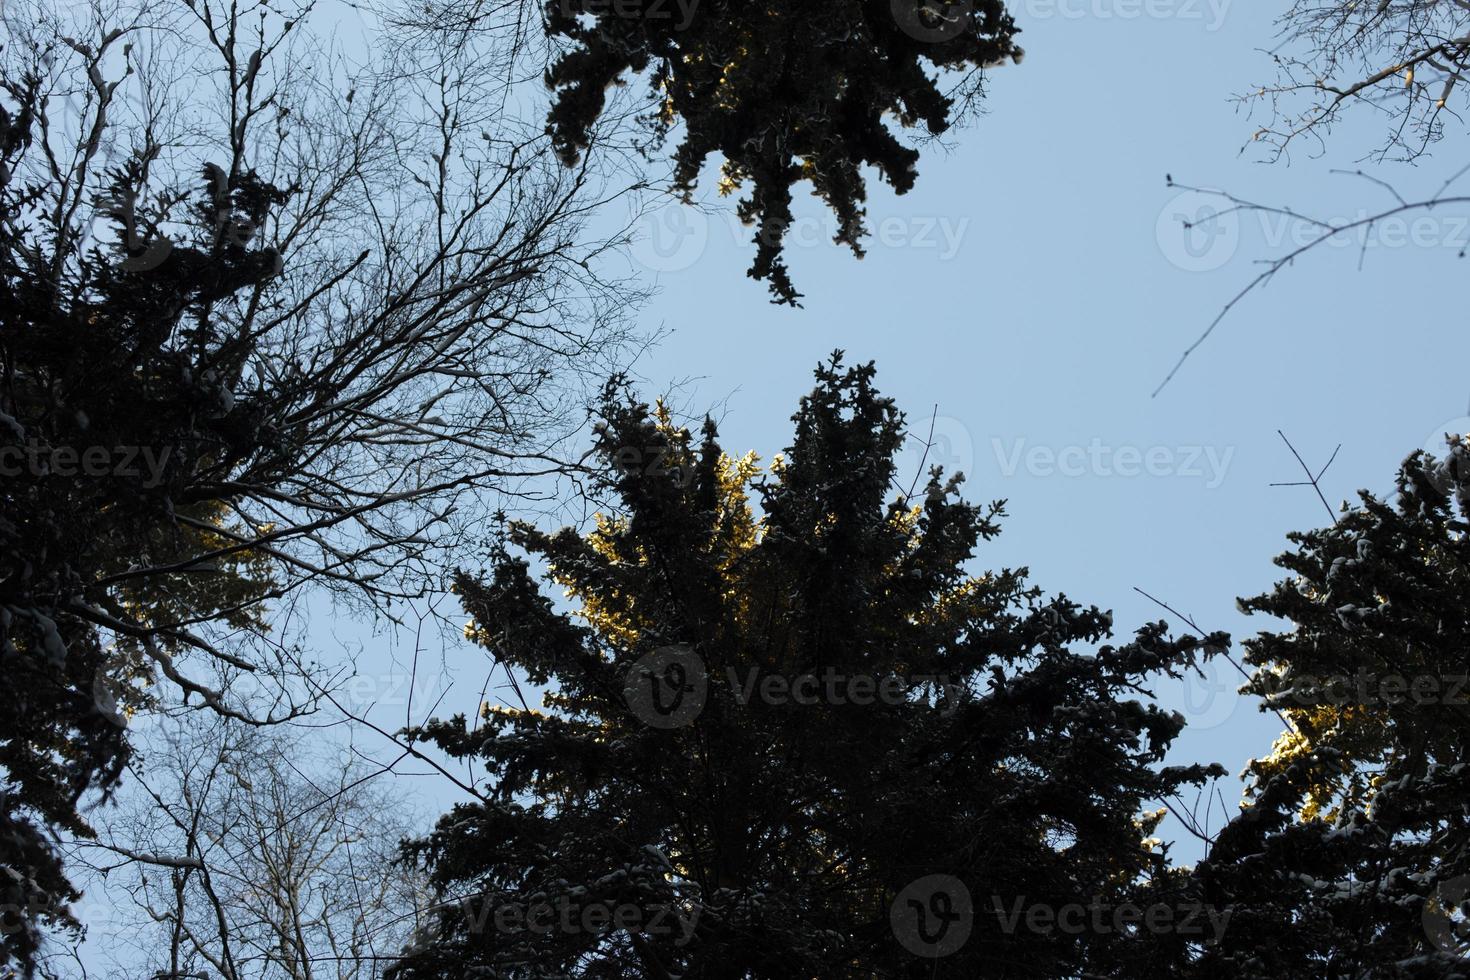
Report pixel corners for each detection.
[1190,437,1470,978]
[389,356,1224,979]
[0,94,287,969]
[545,0,1023,304]
[393,0,1024,304]
[0,0,637,967]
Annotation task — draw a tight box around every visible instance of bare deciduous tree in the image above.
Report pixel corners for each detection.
[1246,0,1470,160]
[1155,2,1470,393]
[0,0,644,964]
[67,719,430,979]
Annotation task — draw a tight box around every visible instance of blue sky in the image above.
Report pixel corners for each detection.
[607,2,1470,855]
[70,0,1470,968]
[313,0,1470,859]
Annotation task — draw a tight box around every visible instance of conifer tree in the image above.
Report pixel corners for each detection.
[392,356,1224,979]
[0,0,635,961]
[1191,438,1470,979]
[542,0,1023,304]
[0,92,284,968]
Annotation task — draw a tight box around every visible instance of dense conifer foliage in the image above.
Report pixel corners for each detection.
[543,0,1023,304]
[1190,440,1470,979]
[5,0,1470,974]
[390,357,1223,978]
[0,0,634,962]
[0,92,285,967]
